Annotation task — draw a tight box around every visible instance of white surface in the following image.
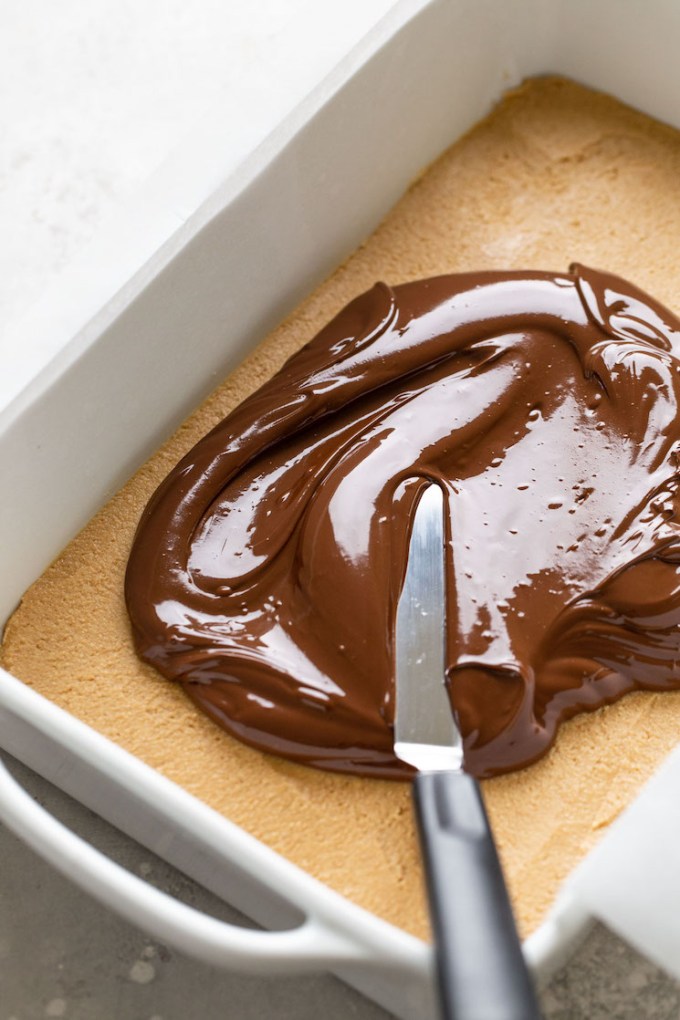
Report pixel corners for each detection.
[0,0,397,338]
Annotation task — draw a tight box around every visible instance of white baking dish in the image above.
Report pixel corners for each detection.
[2,0,680,1015]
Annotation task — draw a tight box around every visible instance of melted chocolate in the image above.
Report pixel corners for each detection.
[125,265,680,779]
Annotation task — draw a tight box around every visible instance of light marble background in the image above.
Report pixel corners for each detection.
[1,2,680,1017]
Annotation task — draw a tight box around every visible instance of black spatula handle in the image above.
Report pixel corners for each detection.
[414,769,542,1020]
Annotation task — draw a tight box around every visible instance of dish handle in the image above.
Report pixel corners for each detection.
[0,754,405,974]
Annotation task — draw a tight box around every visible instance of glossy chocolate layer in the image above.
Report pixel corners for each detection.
[125,265,680,779]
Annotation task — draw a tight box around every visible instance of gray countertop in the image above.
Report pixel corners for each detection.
[2,754,679,1020]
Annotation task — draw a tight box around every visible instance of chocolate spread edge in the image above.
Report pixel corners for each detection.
[125,265,680,779]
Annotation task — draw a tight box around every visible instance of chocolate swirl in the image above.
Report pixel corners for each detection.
[125,266,680,778]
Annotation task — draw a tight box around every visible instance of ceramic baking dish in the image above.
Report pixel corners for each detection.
[2,0,680,1015]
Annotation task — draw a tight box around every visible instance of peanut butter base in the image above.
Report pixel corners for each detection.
[4,77,680,941]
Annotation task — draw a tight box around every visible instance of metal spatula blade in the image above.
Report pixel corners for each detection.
[393,483,542,1020]
[394,482,461,771]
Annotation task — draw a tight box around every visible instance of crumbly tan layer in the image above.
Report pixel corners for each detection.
[4,76,680,941]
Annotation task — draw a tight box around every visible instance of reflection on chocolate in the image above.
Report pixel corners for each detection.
[125,265,680,779]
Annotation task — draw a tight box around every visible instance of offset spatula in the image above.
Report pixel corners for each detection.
[394,484,542,1020]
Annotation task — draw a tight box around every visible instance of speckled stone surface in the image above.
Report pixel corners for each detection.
[543,925,680,1020]
[1,755,679,1020]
